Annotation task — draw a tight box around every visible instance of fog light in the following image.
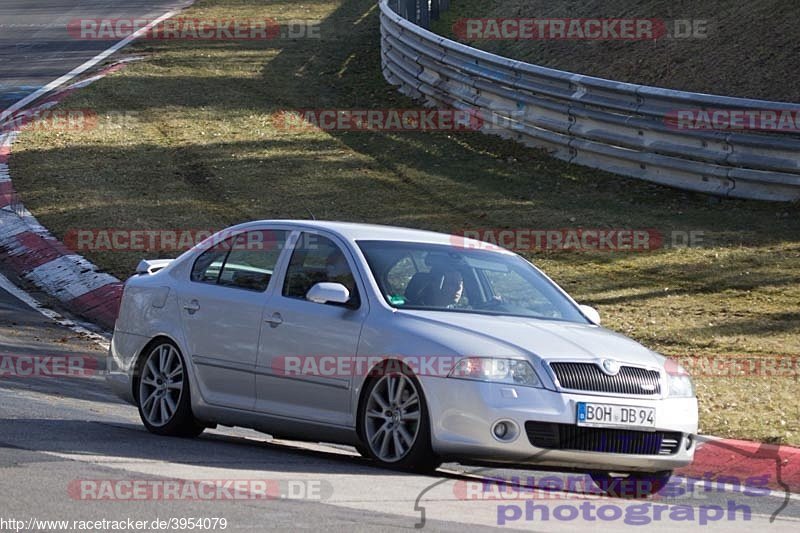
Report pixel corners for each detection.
[490,420,519,442]
[686,434,694,450]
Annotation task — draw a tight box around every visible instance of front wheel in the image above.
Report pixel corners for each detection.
[590,470,673,498]
[137,340,204,438]
[359,368,440,473]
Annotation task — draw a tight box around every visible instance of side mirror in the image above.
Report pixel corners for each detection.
[579,304,601,325]
[306,282,350,305]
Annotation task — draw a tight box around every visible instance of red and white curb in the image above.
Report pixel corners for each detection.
[679,437,800,493]
[0,64,133,330]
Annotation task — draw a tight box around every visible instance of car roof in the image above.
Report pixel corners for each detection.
[233,219,512,252]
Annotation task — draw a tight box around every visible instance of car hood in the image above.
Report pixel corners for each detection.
[398,310,663,368]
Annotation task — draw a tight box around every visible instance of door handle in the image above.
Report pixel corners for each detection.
[183,300,200,314]
[265,312,283,327]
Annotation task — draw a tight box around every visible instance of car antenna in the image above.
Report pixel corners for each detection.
[305,206,316,220]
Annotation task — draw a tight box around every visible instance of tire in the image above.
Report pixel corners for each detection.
[590,470,673,498]
[358,364,440,473]
[136,339,204,438]
[354,442,371,458]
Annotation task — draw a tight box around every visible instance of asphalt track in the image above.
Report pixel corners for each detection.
[0,0,190,109]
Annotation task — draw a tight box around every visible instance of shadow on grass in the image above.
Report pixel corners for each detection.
[684,312,800,338]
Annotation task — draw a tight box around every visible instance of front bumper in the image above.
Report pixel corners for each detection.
[422,376,698,473]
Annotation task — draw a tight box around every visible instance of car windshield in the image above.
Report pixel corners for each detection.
[357,240,588,323]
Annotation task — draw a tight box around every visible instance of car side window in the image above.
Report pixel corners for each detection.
[191,239,232,284]
[191,230,288,292]
[282,233,360,307]
[217,230,288,292]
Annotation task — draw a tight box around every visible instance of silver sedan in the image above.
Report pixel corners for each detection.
[108,220,698,497]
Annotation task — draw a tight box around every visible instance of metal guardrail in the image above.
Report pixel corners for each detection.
[379,0,800,201]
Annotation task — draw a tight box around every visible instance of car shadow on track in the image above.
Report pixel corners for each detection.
[0,417,412,477]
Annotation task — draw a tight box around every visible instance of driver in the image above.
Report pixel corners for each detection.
[428,269,463,308]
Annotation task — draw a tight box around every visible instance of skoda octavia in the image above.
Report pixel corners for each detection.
[108,220,697,496]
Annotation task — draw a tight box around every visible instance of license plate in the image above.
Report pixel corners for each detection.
[577,402,656,431]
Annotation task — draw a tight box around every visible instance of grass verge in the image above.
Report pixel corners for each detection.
[431,0,800,102]
[9,0,800,445]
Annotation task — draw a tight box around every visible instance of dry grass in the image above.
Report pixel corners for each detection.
[433,0,800,102]
[9,0,800,445]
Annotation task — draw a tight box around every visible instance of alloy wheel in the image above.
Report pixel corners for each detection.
[138,343,185,427]
[364,373,421,462]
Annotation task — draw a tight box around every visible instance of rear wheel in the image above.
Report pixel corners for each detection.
[359,366,440,473]
[137,340,204,438]
[590,470,673,498]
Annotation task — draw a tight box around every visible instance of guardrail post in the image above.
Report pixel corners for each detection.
[419,0,430,28]
[430,0,440,21]
[402,0,415,22]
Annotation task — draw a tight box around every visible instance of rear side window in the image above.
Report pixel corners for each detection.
[191,230,288,292]
[191,242,230,284]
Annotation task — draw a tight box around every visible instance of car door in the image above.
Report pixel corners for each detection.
[177,228,289,410]
[254,231,368,426]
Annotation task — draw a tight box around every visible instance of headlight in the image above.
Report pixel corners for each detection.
[666,359,695,398]
[449,357,542,388]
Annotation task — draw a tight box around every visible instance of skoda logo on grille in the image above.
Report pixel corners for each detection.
[601,359,621,376]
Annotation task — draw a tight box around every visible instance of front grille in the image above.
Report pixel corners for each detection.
[525,422,682,455]
[549,362,661,396]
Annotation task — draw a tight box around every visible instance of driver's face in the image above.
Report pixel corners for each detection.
[442,272,463,303]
